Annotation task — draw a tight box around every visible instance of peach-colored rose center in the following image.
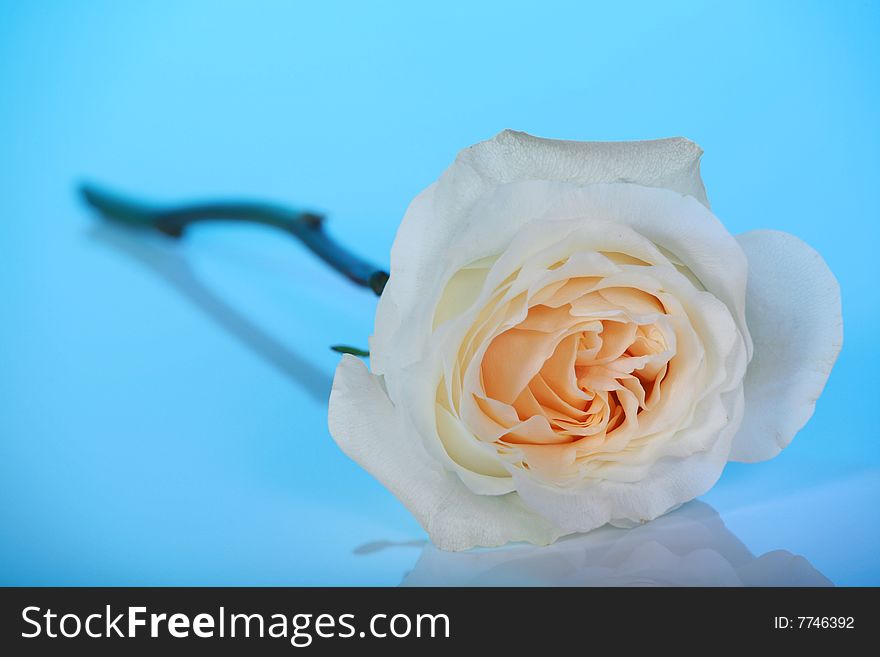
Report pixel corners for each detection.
[476,279,675,478]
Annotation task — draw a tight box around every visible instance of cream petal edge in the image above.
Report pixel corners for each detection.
[459,130,709,207]
[328,355,565,551]
[729,230,843,462]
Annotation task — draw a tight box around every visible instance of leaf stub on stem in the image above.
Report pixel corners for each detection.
[330,345,370,358]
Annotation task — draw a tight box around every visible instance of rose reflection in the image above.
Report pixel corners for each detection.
[401,501,830,586]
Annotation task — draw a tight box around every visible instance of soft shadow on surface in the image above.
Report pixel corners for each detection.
[399,501,831,587]
[90,223,333,403]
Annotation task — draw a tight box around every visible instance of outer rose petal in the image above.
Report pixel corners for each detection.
[456,129,709,206]
[729,230,843,461]
[328,355,565,550]
[371,130,709,377]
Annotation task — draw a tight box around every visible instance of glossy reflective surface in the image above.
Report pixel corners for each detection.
[1,1,878,586]
[403,501,832,587]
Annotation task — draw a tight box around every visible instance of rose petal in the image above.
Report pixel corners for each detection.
[729,230,843,461]
[328,355,565,550]
[510,388,744,531]
[459,129,709,207]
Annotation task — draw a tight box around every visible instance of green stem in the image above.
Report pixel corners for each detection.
[79,183,389,295]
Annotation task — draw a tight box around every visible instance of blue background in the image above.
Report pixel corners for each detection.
[1,0,877,585]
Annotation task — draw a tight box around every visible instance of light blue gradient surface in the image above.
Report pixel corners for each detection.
[1,1,877,585]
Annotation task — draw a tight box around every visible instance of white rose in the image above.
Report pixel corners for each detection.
[328,130,842,551]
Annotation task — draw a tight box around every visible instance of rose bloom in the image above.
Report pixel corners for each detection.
[329,131,842,551]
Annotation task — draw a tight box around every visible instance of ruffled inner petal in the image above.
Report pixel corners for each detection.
[469,272,677,480]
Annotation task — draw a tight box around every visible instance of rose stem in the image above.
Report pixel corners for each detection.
[78,183,389,296]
